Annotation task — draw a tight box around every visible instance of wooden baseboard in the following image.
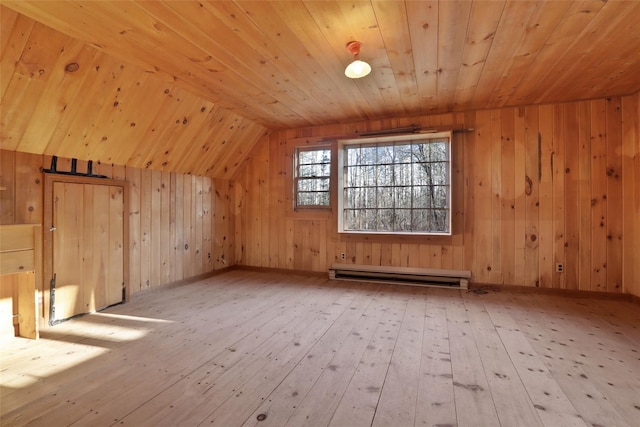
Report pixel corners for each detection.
[469,282,638,303]
[131,267,236,296]
[196,265,640,305]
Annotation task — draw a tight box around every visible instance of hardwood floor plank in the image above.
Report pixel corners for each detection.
[446,290,500,426]
[413,289,457,426]
[371,287,426,427]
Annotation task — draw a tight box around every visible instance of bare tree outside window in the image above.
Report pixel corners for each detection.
[295,147,331,209]
[339,133,451,234]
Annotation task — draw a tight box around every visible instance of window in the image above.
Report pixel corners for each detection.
[294,147,331,209]
[338,132,451,235]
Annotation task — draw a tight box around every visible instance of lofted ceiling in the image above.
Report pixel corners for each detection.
[2,1,640,177]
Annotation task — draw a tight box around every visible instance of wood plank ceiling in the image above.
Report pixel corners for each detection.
[2,1,640,177]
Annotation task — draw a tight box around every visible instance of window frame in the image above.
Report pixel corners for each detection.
[293,145,333,211]
[337,131,452,236]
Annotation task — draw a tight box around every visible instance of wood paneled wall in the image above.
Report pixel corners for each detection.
[234,94,640,296]
[0,150,234,295]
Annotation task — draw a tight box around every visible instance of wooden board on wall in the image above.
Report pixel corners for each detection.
[621,93,640,296]
[563,103,580,291]
[590,99,608,292]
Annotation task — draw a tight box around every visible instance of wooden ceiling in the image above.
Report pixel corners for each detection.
[2,1,640,176]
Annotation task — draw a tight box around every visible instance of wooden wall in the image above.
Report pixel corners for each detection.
[0,150,234,295]
[234,94,640,296]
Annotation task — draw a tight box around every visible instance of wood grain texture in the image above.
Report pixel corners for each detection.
[0,8,268,179]
[235,95,640,296]
[1,270,638,426]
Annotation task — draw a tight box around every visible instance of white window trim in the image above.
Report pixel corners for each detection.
[337,131,452,236]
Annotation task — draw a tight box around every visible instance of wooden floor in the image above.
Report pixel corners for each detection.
[1,270,639,427]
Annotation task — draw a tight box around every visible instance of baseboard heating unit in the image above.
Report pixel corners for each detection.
[329,264,471,290]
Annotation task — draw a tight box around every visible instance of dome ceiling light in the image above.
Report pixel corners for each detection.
[344,41,371,79]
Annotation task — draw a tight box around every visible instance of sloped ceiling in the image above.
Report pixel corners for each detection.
[0,6,268,178]
[2,1,640,176]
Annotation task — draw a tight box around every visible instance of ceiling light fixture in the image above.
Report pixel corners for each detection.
[344,41,371,79]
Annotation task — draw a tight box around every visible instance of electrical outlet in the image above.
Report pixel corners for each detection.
[556,263,564,273]
[341,252,346,260]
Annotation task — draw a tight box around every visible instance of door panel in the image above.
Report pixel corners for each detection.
[92,185,111,310]
[107,186,124,306]
[52,182,124,322]
[82,184,96,312]
[53,182,84,320]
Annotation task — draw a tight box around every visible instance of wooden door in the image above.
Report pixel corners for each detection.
[51,181,124,321]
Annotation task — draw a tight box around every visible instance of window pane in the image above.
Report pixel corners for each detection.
[297,192,314,206]
[360,146,378,165]
[299,149,330,165]
[346,187,366,208]
[394,163,412,186]
[319,161,330,176]
[377,164,393,185]
[412,209,430,230]
[346,165,359,187]
[412,163,430,186]
[412,143,430,163]
[433,185,447,208]
[344,209,359,229]
[298,178,328,192]
[377,187,394,208]
[360,165,375,186]
[395,144,412,163]
[431,162,448,185]
[413,186,432,209]
[297,179,313,192]
[394,186,412,209]
[316,192,329,206]
[299,164,323,177]
[377,209,393,231]
[361,209,377,230]
[377,145,394,164]
[347,147,359,165]
[394,209,412,231]
[295,147,331,208]
[318,178,330,191]
[430,142,447,162]
[299,150,314,164]
[432,209,448,232]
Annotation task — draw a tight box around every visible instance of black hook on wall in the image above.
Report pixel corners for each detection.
[41,156,108,178]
